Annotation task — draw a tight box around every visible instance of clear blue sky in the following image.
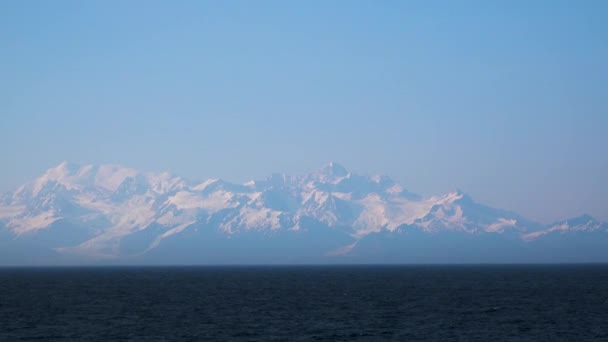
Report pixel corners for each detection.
[1,0,607,223]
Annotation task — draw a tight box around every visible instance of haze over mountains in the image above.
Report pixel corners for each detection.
[0,162,606,265]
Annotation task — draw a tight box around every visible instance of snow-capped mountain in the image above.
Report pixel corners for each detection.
[0,162,605,264]
[522,214,608,241]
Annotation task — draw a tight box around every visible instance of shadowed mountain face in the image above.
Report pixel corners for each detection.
[0,162,606,265]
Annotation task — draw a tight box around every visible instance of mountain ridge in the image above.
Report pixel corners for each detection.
[0,162,606,264]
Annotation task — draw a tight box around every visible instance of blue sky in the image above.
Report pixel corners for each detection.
[1,0,607,223]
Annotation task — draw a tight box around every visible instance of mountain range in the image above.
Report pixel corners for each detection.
[0,162,606,265]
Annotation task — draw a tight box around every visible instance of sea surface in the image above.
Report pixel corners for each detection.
[1,265,607,341]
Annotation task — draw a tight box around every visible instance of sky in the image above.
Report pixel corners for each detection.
[1,0,607,224]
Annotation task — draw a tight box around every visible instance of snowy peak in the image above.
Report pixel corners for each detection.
[522,214,607,241]
[310,162,350,184]
[545,214,606,233]
[247,173,298,191]
[320,162,348,177]
[18,161,83,198]
[13,162,141,200]
[413,190,534,234]
[555,214,598,228]
[45,161,80,178]
[93,164,139,192]
[523,214,608,241]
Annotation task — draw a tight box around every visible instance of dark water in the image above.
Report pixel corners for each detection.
[1,265,608,341]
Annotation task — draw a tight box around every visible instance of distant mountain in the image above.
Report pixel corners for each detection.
[0,162,606,264]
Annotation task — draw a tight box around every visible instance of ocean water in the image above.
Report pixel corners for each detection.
[1,265,607,341]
